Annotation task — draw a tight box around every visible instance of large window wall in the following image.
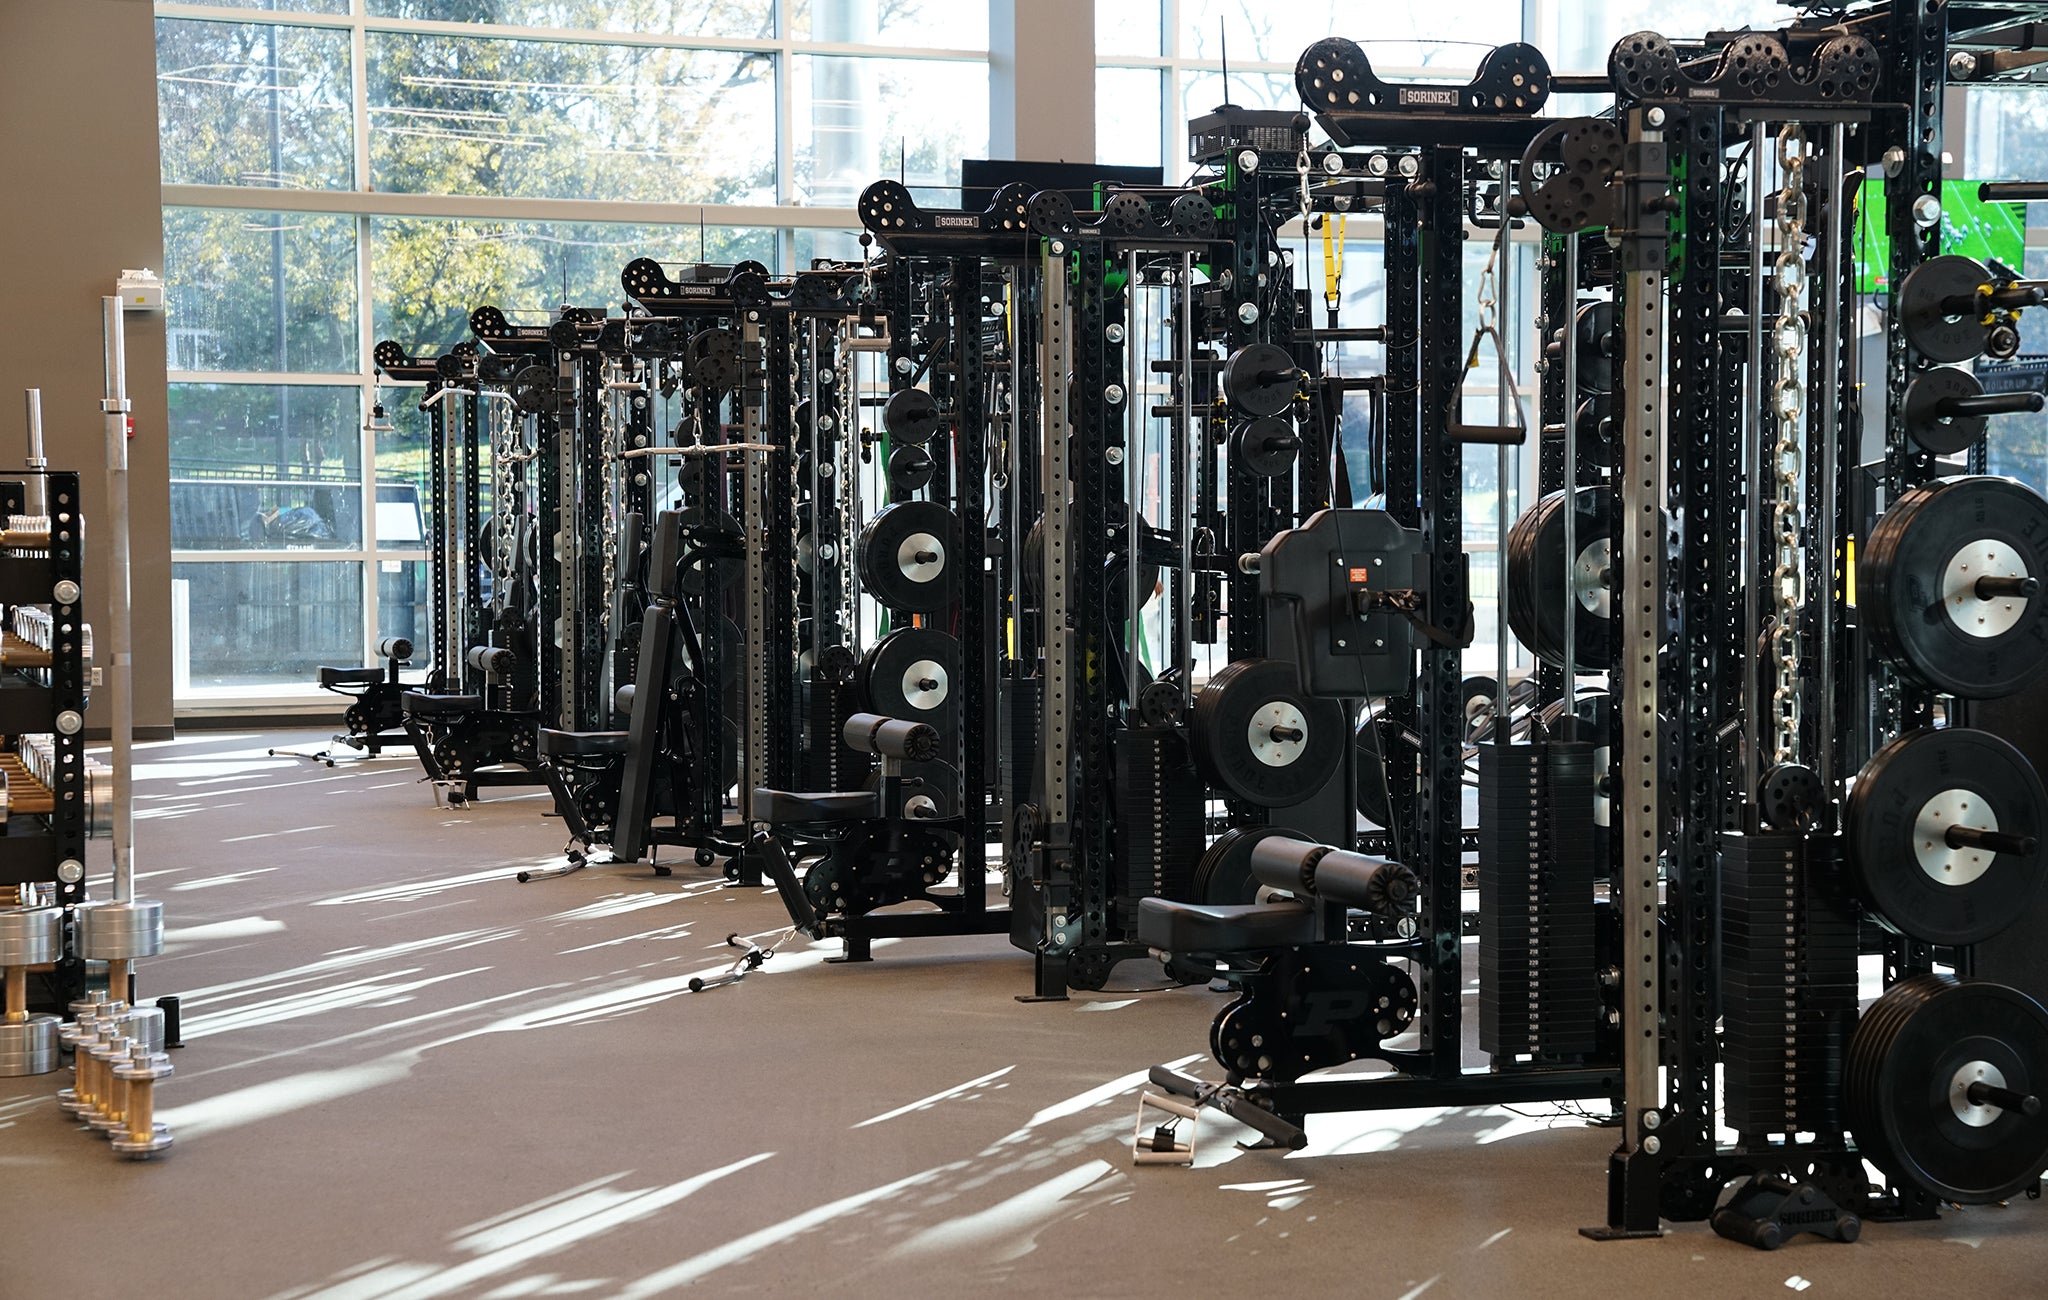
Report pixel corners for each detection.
[155,0,987,703]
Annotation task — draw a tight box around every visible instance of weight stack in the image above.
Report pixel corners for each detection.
[1004,676,1040,812]
[1478,741,1599,1060]
[1111,728,1205,935]
[801,673,868,792]
[1719,833,1859,1138]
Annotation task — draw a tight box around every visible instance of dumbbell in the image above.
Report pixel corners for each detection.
[58,1006,126,1117]
[0,904,62,1076]
[0,514,51,550]
[110,1049,174,1159]
[76,897,164,1010]
[86,1006,164,1138]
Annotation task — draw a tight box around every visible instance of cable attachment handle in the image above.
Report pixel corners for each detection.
[1447,243,1526,445]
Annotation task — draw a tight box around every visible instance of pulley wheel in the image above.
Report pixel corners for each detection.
[1847,974,2048,1204]
[857,501,961,614]
[883,387,944,444]
[510,364,553,414]
[1844,726,2047,946]
[1102,191,1153,236]
[1191,658,1345,808]
[1230,417,1298,477]
[862,627,962,726]
[688,329,739,392]
[1220,343,1299,419]
[1169,192,1218,240]
[1192,826,1313,905]
[887,443,936,493]
[1574,301,1615,395]
[1860,475,2048,699]
[1898,255,1995,365]
[1027,189,1076,237]
[1504,485,1617,670]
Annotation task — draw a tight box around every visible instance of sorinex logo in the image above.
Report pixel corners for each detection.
[933,215,979,229]
[1398,87,1459,107]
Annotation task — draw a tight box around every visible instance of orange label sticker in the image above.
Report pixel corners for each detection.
[1348,567,1370,584]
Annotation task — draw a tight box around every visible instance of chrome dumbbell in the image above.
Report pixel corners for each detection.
[76,898,163,1007]
[0,905,62,1076]
[86,1007,163,1136]
[110,1051,174,1160]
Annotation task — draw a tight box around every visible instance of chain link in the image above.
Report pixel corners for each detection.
[490,395,517,600]
[1768,125,1809,768]
[598,358,623,637]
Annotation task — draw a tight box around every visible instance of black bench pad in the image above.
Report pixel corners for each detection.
[1136,897,1318,953]
[538,729,629,758]
[319,666,385,689]
[752,788,880,825]
[403,691,482,718]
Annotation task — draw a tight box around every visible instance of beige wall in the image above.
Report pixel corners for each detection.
[0,0,173,733]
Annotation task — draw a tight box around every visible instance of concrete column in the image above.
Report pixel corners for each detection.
[990,0,1095,162]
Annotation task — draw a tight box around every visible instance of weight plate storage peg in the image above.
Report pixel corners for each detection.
[1190,659,1345,808]
[862,627,962,726]
[1844,726,2046,946]
[882,387,944,445]
[1219,343,1299,419]
[1860,475,2048,699]
[1847,974,2048,1204]
[1902,366,2042,456]
[857,501,961,614]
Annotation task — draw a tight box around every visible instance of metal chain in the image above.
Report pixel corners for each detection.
[598,358,623,636]
[1769,125,1809,768]
[490,394,517,594]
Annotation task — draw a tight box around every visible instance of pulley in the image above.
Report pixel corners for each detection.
[887,444,936,493]
[510,364,552,414]
[1504,485,1618,671]
[1847,974,2048,1204]
[861,627,962,727]
[1229,417,1299,478]
[1844,726,2046,946]
[1190,658,1345,808]
[1860,475,2048,700]
[883,387,944,445]
[1168,192,1218,240]
[856,501,961,614]
[1220,343,1300,419]
[688,329,739,392]
[1902,366,2044,456]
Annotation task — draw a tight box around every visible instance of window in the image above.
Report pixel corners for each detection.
[155,0,985,705]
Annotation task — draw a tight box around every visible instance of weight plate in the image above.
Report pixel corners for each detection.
[861,627,962,727]
[1847,974,2048,1203]
[1572,397,1614,466]
[1353,705,1401,828]
[1861,475,2048,699]
[1191,658,1345,808]
[1903,366,1992,456]
[1192,826,1314,906]
[1021,509,1159,613]
[1230,417,1298,477]
[857,501,961,614]
[864,757,959,820]
[1845,726,2047,945]
[1220,343,1299,419]
[887,443,936,494]
[883,387,944,444]
[1898,255,1995,365]
[1574,301,1615,395]
[1505,486,1618,670]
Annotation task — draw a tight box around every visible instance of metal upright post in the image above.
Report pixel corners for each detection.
[99,299,135,906]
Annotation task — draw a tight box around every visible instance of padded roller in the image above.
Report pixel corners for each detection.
[1247,838,1418,917]
[375,637,414,661]
[842,712,939,762]
[467,646,514,676]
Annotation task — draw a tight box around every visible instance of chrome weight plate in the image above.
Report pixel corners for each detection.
[857,501,961,614]
[1844,726,2046,946]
